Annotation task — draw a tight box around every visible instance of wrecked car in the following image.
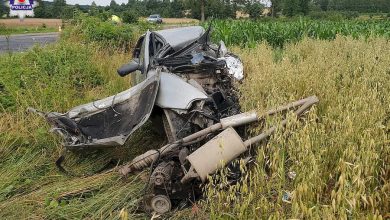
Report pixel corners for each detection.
[32,26,319,215]
[39,26,243,149]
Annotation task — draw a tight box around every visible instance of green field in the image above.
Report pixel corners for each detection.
[208,19,390,47]
[0,17,389,219]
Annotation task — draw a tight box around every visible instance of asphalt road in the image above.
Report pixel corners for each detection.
[0,32,59,53]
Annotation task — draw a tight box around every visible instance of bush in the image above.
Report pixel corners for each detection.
[66,14,134,49]
[122,11,138,24]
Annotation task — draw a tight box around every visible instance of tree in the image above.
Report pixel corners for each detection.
[61,6,76,20]
[246,2,264,19]
[200,0,205,22]
[89,1,99,16]
[184,0,236,21]
[0,0,8,18]
[53,0,67,18]
[270,0,281,17]
[34,0,48,18]
[282,0,310,16]
[282,0,299,16]
[314,0,329,11]
[110,0,118,8]
[299,0,310,15]
[110,0,120,12]
[170,0,184,18]
[327,0,390,13]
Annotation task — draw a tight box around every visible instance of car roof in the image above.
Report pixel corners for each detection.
[155,26,205,51]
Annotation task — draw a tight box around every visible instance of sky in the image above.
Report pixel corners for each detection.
[65,0,128,6]
[49,0,271,7]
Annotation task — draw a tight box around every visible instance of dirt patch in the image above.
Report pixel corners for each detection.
[0,18,62,28]
[163,18,199,24]
[141,17,199,24]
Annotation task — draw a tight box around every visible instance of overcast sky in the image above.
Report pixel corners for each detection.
[65,0,128,6]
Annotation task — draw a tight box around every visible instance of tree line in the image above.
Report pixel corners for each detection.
[0,0,389,21]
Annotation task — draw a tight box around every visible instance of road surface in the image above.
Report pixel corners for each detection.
[0,32,59,53]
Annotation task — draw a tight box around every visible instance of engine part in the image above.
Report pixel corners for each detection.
[150,195,172,214]
[150,162,174,186]
[178,148,189,165]
[185,127,246,182]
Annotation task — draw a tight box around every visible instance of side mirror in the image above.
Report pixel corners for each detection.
[117,59,140,77]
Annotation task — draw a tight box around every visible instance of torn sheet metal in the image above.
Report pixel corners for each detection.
[46,71,160,149]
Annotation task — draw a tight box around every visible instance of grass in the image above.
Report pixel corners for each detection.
[203,36,390,219]
[0,20,389,218]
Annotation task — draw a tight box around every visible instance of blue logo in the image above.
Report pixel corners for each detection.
[6,0,39,20]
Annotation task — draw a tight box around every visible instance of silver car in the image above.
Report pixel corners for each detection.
[38,26,243,150]
[147,14,163,24]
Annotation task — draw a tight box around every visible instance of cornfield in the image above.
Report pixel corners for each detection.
[208,19,390,47]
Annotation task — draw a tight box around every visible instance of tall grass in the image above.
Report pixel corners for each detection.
[203,37,390,219]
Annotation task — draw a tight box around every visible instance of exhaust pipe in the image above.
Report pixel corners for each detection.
[181,96,319,183]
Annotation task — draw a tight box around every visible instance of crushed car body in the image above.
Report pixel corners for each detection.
[36,26,243,149]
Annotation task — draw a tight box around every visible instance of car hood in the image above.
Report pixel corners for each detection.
[155,26,205,51]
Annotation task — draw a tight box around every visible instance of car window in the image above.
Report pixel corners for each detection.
[131,38,147,86]
[133,36,144,58]
[149,33,164,59]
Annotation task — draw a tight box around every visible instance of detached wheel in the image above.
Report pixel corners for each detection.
[151,195,172,214]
